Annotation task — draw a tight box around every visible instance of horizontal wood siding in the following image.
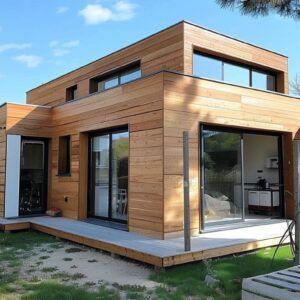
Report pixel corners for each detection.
[0,106,6,217]
[27,23,184,107]
[5,104,52,137]
[183,22,289,94]
[5,75,164,238]
[163,72,298,235]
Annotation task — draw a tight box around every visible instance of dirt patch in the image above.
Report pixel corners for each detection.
[20,241,157,289]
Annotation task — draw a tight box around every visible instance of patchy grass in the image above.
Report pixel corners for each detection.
[0,230,59,295]
[21,282,120,300]
[39,255,50,260]
[41,267,58,273]
[62,257,73,262]
[0,230,295,300]
[65,247,86,253]
[151,245,294,299]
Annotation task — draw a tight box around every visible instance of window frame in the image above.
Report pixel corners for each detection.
[89,62,141,94]
[66,85,78,102]
[193,51,277,92]
[58,135,71,177]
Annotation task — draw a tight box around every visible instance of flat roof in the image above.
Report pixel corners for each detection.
[28,20,287,93]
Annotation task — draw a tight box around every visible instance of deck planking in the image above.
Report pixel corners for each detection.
[0,216,291,267]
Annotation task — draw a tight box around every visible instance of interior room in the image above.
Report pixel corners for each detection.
[202,126,283,227]
[243,133,281,219]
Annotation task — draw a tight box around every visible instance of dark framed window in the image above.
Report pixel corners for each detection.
[58,135,71,176]
[66,85,78,102]
[89,63,141,94]
[193,52,277,92]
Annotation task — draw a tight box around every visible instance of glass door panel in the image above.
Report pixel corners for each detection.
[90,129,129,223]
[111,132,129,221]
[202,128,243,225]
[92,135,110,218]
[19,140,47,215]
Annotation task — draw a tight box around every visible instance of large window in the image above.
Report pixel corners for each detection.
[201,125,283,228]
[90,64,141,94]
[193,52,276,92]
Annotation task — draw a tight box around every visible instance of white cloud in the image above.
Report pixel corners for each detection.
[79,1,136,25]
[53,48,70,57]
[0,43,31,53]
[62,40,80,48]
[113,1,136,21]
[49,40,59,48]
[14,54,43,68]
[79,4,112,24]
[0,26,2,32]
[50,40,80,57]
[57,6,69,14]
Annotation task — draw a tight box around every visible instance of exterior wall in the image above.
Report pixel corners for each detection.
[2,21,296,238]
[163,72,299,237]
[26,23,184,107]
[0,105,7,217]
[6,75,164,238]
[183,22,289,94]
[5,103,52,137]
[50,74,164,238]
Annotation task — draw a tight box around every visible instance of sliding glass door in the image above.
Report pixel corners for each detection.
[201,125,284,228]
[202,127,243,225]
[89,129,129,223]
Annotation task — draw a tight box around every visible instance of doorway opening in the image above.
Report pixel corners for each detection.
[19,138,48,216]
[200,125,283,229]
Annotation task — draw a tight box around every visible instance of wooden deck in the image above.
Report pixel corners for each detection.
[0,217,290,267]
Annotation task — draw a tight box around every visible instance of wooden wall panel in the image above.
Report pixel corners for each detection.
[5,104,52,137]
[163,72,299,236]
[183,22,289,94]
[27,23,184,107]
[50,75,164,237]
[4,74,164,238]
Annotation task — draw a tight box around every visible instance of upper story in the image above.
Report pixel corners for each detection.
[26,21,289,107]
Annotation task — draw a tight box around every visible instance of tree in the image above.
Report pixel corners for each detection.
[216,0,300,19]
[290,75,300,96]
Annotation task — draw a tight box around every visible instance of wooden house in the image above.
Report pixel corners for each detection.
[0,21,298,265]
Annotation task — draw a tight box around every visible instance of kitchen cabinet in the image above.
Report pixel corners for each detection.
[248,190,279,213]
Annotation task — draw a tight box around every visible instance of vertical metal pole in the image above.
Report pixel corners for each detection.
[294,140,300,264]
[183,131,191,251]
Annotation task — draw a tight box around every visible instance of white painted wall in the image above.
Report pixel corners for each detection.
[4,135,21,218]
[243,134,279,184]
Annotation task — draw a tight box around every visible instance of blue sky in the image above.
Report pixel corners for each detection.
[0,0,299,104]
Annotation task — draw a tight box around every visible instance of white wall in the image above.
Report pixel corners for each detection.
[243,134,279,184]
[4,135,21,218]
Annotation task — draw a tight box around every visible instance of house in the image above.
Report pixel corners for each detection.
[0,21,298,265]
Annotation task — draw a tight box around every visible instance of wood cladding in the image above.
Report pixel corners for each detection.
[26,21,288,107]
[3,71,300,238]
[5,75,164,238]
[27,23,184,107]
[0,21,295,238]
[183,22,289,94]
[163,72,298,235]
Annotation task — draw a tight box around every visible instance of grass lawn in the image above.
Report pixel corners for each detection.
[0,230,294,300]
